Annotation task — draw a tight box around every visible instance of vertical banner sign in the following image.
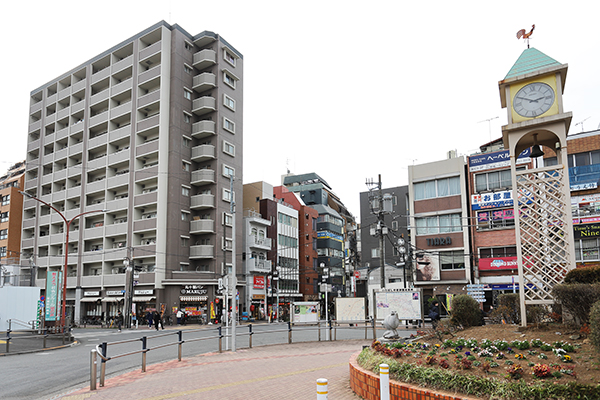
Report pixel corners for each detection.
[45,271,62,321]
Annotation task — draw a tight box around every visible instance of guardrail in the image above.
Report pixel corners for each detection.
[90,318,376,390]
[1,325,72,353]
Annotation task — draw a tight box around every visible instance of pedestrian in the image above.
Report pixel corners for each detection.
[177,308,183,325]
[429,300,441,329]
[146,311,153,329]
[153,311,161,331]
[116,311,123,332]
[159,311,165,330]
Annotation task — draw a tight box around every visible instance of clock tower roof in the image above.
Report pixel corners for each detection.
[504,47,561,80]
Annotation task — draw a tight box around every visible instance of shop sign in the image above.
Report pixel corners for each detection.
[180,285,207,295]
[252,294,265,300]
[426,237,451,246]
[45,271,61,322]
[135,289,153,295]
[574,223,600,239]
[106,290,123,296]
[317,231,343,242]
[253,275,265,289]
[84,291,100,296]
[479,257,518,271]
[469,148,530,172]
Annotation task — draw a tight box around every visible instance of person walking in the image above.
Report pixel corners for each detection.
[429,300,441,329]
[153,311,161,331]
[116,311,124,332]
[146,311,153,329]
[176,308,183,325]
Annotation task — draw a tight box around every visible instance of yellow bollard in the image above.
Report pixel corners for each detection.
[379,363,390,400]
[316,378,328,399]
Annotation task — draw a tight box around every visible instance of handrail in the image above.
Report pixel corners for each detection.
[90,320,378,391]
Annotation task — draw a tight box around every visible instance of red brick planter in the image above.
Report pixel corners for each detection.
[349,352,478,400]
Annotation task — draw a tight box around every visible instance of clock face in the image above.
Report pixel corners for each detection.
[513,82,555,118]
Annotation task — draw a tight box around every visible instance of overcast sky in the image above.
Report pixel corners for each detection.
[2,1,599,219]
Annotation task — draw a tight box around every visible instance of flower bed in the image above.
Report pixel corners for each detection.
[357,324,600,400]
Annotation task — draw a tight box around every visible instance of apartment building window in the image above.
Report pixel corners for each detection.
[181,211,190,221]
[0,212,8,223]
[476,208,514,230]
[0,229,7,240]
[1,195,9,205]
[181,237,189,247]
[182,161,191,172]
[278,213,298,228]
[184,41,193,51]
[278,234,298,249]
[415,213,461,235]
[575,238,600,261]
[414,176,460,200]
[184,89,192,100]
[182,136,191,148]
[0,246,6,258]
[223,117,235,133]
[223,94,235,111]
[223,140,235,156]
[221,165,234,178]
[371,248,380,258]
[223,72,237,89]
[479,246,517,258]
[183,112,192,124]
[224,50,237,66]
[223,212,233,226]
[391,221,398,230]
[184,64,193,74]
[440,250,465,270]
[475,169,511,192]
[223,188,232,202]
[564,150,600,168]
[182,186,190,196]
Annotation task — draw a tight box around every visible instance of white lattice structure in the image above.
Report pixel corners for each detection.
[514,165,573,305]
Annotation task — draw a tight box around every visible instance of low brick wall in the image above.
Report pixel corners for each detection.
[349,352,477,400]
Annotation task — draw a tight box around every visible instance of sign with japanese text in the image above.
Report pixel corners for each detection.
[253,275,265,289]
[469,148,531,172]
[45,271,62,321]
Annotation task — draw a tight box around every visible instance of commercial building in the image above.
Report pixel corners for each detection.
[22,21,243,324]
[407,155,471,312]
[0,161,26,286]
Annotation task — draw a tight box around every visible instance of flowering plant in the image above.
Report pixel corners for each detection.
[532,363,551,378]
[507,364,524,379]
[478,349,493,358]
[515,353,525,360]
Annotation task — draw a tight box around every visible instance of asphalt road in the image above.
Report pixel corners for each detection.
[0,322,415,400]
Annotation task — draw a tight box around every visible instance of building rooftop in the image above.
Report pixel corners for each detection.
[504,47,561,80]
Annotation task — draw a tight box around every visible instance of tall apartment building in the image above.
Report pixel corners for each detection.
[22,21,243,324]
[0,161,26,286]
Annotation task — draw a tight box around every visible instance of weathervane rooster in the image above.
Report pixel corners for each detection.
[517,24,535,48]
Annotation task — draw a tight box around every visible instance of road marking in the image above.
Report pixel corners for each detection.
[140,362,347,400]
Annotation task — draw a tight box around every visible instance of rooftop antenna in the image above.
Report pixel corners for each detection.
[478,116,499,143]
[517,24,535,48]
[575,117,591,133]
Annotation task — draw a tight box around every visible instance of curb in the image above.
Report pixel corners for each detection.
[0,339,79,357]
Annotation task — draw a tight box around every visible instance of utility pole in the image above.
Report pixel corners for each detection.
[366,175,391,289]
[228,173,237,351]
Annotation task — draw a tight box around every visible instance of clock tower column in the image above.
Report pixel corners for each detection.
[498,47,575,327]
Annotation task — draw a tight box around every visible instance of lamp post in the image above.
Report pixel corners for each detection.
[20,191,107,332]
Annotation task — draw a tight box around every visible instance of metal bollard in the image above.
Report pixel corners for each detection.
[177,331,183,361]
[5,332,10,353]
[365,320,368,340]
[43,333,47,349]
[328,319,333,341]
[318,320,321,342]
[141,336,147,372]
[218,326,222,353]
[379,364,390,400]
[90,349,97,391]
[316,378,328,399]
[99,342,107,387]
[248,324,253,348]
[288,321,292,344]
[371,317,376,340]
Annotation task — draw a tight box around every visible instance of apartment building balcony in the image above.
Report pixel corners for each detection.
[138,89,161,109]
[137,114,159,133]
[110,78,133,97]
[192,73,216,93]
[138,65,161,85]
[192,49,216,70]
[109,124,131,142]
[191,144,216,162]
[82,250,104,263]
[81,275,102,287]
[191,120,215,139]
[111,54,133,74]
[139,41,162,61]
[107,173,129,189]
[87,156,106,172]
[136,139,159,157]
[191,169,215,186]
[192,96,216,116]
[246,258,272,274]
[90,89,109,107]
[91,66,111,84]
[30,100,42,115]
[134,191,158,207]
[105,221,127,236]
[84,226,104,240]
[108,148,130,165]
[135,164,158,182]
[27,137,40,152]
[190,245,214,259]
[110,101,132,119]
[22,218,36,229]
[29,120,42,133]
[190,194,215,209]
[103,274,126,286]
[190,219,215,234]
[104,247,128,261]
[69,142,83,156]
[133,218,157,232]
[56,107,70,122]
[248,236,272,251]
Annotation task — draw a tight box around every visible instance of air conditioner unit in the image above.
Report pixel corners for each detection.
[112,267,119,274]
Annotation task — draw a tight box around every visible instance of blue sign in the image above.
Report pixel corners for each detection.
[469,148,531,172]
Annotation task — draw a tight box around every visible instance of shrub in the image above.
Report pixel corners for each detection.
[589,299,600,351]
[450,295,482,328]
[564,265,600,283]
[552,283,600,325]
[491,293,520,324]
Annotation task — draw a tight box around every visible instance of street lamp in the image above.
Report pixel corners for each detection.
[20,191,108,332]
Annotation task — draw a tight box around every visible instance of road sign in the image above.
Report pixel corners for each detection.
[354,270,360,279]
[466,284,486,303]
[320,283,330,293]
[133,280,138,286]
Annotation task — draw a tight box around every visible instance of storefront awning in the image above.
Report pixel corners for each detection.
[80,297,101,303]
[132,296,156,302]
[102,297,124,303]
[180,296,208,302]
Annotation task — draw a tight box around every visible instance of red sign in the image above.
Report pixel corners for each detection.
[253,275,265,289]
[354,270,360,279]
[479,257,518,271]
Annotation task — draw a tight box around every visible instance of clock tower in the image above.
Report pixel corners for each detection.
[498,47,576,326]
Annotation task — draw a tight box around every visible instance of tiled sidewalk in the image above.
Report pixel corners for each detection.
[56,340,369,400]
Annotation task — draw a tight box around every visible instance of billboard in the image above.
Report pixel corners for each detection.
[469,148,531,172]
